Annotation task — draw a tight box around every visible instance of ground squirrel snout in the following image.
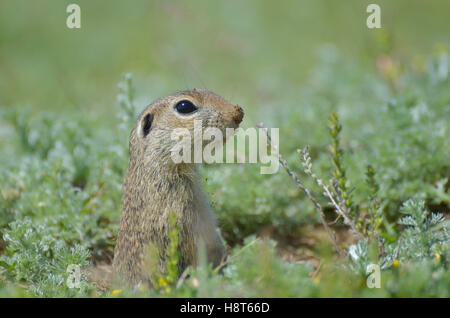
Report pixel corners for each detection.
[233,105,244,125]
[113,88,244,286]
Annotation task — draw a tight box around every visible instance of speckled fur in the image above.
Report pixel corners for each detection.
[112,89,244,286]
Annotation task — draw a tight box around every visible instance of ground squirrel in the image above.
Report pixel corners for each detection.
[112,88,244,286]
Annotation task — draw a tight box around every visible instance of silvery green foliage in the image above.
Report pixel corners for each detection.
[0,78,137,296]
[348,240,370,274]
[0,218,92,297]
[349,199,449,274]
[397,199,449,260]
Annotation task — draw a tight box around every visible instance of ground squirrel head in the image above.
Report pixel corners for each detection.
[129,88,244,169]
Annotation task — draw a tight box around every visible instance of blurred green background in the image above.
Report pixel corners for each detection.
[0,0,449,119]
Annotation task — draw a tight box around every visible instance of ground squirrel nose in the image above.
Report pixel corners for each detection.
[234,105,244,125]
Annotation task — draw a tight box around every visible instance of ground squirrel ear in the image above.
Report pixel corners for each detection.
[141,113,153,137]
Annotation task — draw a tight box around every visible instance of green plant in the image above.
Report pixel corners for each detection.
[149,212,181,294]
[0,218,92,297]
[328,112,355,216]
[397,199,449,261]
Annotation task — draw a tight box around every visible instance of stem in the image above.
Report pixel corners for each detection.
[258,124,343,255]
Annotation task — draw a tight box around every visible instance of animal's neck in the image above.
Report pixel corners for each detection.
[125,150,201,211]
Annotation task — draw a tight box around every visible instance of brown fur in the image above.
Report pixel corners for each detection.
[112,88,244,286]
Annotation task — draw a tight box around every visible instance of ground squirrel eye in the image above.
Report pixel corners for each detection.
[175,100,197,114]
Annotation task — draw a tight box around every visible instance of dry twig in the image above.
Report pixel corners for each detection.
[257,124,343,255]
[298,147,363,240]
